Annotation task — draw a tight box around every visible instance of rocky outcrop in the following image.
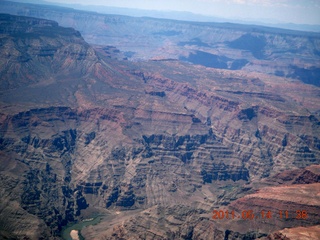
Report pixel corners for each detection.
[0,14,99,91]
[222,183,320,235]
[267,165,320,185]
[265,225,320,240]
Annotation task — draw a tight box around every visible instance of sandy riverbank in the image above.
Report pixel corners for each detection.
[70,230,80,240]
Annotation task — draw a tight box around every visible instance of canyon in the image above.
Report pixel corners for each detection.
[0,1,320,239]
[1,0,320,87]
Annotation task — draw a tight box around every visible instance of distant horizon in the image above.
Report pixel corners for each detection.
[36,0,320,25]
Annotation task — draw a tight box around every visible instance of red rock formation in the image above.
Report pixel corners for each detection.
[221,183,320,235]
[265,225,320,240]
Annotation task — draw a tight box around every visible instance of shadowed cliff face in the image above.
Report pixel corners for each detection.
[0,12,320,240]
[0,14,98,91]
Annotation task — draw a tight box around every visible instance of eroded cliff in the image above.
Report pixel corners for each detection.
[1,0,320,87]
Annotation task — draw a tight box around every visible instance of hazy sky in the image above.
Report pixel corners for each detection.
[45,0,320,25]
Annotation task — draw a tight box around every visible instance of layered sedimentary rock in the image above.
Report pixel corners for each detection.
[267,165,320,185]
[223,184,320,233]
[265,225,320,240]
[0,14,99,91]
[1,1,320,86]
[0,12,320,240]
[80,165,320,239]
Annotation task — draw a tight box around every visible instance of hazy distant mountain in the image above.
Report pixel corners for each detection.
[2,0,320,87]
[8,0,320,32]
[7,0,320,32]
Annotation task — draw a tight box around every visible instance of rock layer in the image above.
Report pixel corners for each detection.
[1,1,320,86]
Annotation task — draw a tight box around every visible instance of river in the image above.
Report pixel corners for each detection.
[61,216,101,240]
